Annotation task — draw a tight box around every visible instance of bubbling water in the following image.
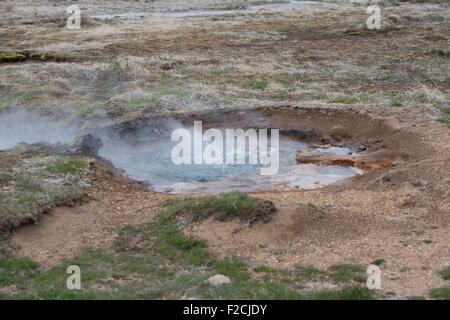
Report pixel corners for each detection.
[99,134,361,194]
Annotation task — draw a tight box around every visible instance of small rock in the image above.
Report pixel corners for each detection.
[410,179,428,187]
[207,274,231,287]
[70,134,103,156]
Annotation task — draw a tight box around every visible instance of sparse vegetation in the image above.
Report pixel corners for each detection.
[45,158,86,175]
[0,53,26,63]
[0,197,374,300]
[438,108,450,127]
[163,192,275,225]
[0,150,89,234]
[372,259,386,266]
[305,286,374,300]
[429,287,450,300]
[328,264,366,284]
[439,266,450,280]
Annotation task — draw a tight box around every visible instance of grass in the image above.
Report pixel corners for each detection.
[0,153,88,232]
[429,287,450,300]
[0,193,375,300]
[391,98,404,107]
[328,264,366,284]
[329,96,358,104]
[45,158,86,175]
[254,265,278,273]
[0,171,13,185]
[163,191,267,222]
[0,257,38,287]
[295,264,325,281]
[439,266,450,280]
[242,81,269,91]
[438,108,450,127]
[0,5,448,124]
[372,259,386,266]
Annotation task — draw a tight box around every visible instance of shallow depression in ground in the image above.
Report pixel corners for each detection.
[99,132,361,194]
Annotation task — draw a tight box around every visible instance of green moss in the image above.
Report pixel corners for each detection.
[0,53,26,63]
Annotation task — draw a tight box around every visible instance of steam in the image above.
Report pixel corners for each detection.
[0,110,361,194]
[0,110,81,150]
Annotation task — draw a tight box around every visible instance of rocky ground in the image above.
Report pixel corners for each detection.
[0,0,449,299]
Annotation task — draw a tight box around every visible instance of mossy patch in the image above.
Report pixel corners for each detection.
[0,53,26,63]
[163,191,276,225]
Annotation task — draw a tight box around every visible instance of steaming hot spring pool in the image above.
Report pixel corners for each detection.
[0,110,364,194]
[99,132,361,194]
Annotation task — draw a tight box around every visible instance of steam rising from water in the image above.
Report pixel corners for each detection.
[0,111,80,150]
[0,110,361,194]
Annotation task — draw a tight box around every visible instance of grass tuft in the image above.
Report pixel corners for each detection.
[328,264,366,283]
[163,191,274,223]
[46,158,86,175]
[429,287,450,300]
[439,266,450,280]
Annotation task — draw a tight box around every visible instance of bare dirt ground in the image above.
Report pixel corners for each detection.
[11,161,173,270]
[0,0,449,299]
